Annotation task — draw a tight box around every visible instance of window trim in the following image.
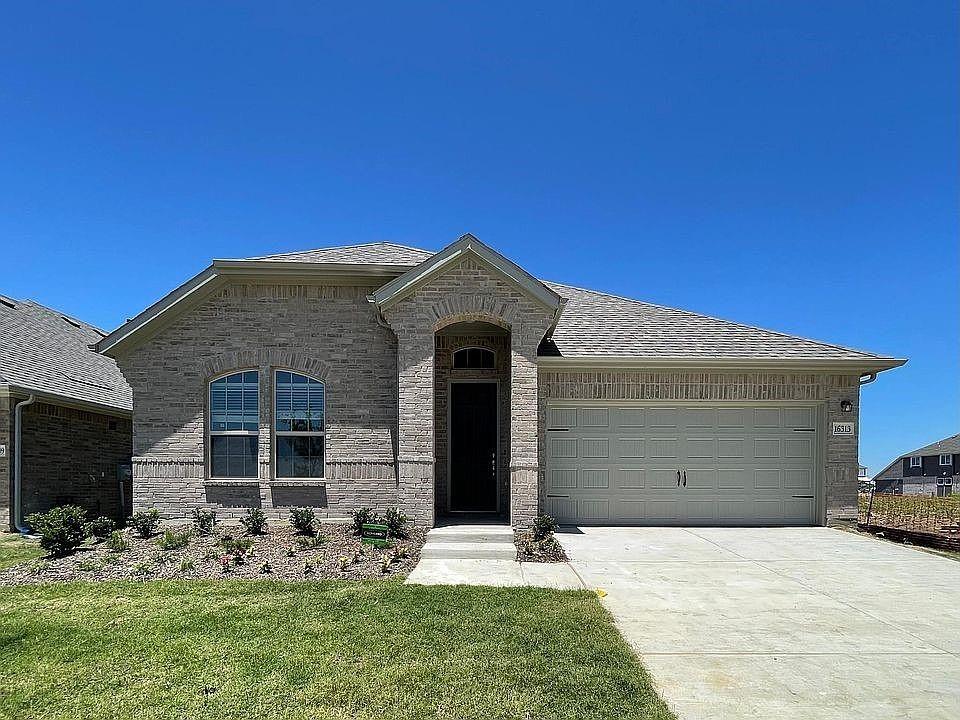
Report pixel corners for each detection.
[207,369,260,480]
[452,346,496,370]
[272,369,326,481]
[909,456,922,468]
[940,453,953,466]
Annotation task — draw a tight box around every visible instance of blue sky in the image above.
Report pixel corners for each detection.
[1,2,956,472]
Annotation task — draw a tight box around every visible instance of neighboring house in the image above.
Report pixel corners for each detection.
[1,295,133,531]
[95,234,905,528]
[873,434,958,497]
[857,464,874,493]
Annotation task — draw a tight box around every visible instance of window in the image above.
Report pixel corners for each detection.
[275,371,325,478]
[909,456,922,468]
[209,371,259,478]
[940,454,953,466]
[453,347,495,369]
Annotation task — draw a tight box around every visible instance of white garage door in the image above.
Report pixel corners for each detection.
[544,404,820,526]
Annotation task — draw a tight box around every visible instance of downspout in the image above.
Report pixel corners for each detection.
[12,394,36,533]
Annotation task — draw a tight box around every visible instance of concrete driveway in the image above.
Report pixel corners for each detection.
[557,527,960,720]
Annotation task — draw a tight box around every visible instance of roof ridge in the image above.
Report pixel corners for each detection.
[544,279,888,360]
[904,433,960,457]
[248,240,433,260]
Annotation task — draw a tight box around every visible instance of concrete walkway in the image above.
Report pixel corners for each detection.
[406,524,584,589]
[556,526,960,720]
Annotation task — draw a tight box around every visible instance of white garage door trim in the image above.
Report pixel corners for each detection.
[544,400,826,527]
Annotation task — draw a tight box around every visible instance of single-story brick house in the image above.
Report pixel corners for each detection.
[1,295,133,531]
[96,234,904,528]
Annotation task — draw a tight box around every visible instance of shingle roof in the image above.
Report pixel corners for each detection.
[247,242,434,266]
[238,241,896,364]
[903,434,960,458]
[542,282,890,361]
[0,297,132,412]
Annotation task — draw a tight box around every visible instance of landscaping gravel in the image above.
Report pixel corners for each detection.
[0,522,425,585]
[514,531,569,563]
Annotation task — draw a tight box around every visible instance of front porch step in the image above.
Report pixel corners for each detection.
[420,541,517,560]
[428,525,514,544]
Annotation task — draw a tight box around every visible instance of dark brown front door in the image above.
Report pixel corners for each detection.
[449,382,497,512]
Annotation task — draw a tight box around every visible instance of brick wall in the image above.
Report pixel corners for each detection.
[539,369,862,522]
[113,282,400,520]
[0,396,11,528]
[17,401,132,523]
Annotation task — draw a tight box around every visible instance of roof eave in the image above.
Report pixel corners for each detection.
[536,356,908,372]
[0,383,132,417]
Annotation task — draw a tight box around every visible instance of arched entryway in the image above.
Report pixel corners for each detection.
[434,321,510,520]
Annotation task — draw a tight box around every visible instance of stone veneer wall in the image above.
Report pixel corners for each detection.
[113,282,399,520]
[382,256,555,527]
[434,333,511,516]
[538,370,862,522]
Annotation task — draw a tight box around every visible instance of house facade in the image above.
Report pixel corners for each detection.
[873,434,958,496]
[96,235,904,528]
[1,296,133,531]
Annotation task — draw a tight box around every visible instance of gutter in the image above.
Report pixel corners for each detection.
[535,356,908,373]
[12,394,36,533]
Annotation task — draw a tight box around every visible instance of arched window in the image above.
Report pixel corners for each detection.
[453,347,495,369]
[209,371,259,478]
[275,371,325,478]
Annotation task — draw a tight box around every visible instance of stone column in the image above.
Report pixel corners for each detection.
[510,329,541,529]
[396,330,435,526]
[824,374,861,522]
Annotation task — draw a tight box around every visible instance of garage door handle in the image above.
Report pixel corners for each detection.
[792,495,814,499]
[677,470,681,487]
[682,470,687,488]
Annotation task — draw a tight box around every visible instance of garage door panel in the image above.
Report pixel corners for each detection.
[546,403,819,526]
[617,468,646,489]
[548,407,577,429]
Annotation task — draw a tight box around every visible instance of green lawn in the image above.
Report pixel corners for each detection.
[0,532,43,569]
[0,580,674,720]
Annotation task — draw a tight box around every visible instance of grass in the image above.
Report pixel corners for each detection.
[0,580,674,720]
[0,532,43,569]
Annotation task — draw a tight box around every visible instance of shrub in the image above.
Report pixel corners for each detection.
[129,509,161,538]
[86,516,115,540]
[157,529,191,551]
[289,507,316,535]
[106,530,129,552]
[26,505,88,556]
[384,507,408,538]
[295,534,325,550]
[239,507,267,535]
[179,558,195,573]
[192,508,217,536]
[532,514,558,541]
[352,507,378,534]
[218,535,253,559]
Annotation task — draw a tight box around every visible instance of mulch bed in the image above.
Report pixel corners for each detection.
[514,531,568,563]
[0,522,426,586]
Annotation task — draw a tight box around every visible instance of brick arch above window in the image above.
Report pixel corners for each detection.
[199,349,331,386]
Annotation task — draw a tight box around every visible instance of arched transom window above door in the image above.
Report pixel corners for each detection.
[452,347,495,369]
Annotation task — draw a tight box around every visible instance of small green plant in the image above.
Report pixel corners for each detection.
[129,509,161,538]
[26,505,88,556]
[179,558,195,573]
[295,534,326,550]
[286,545,296,557]
[103,553,120,565]
[77,557,104,572]
[218,535,253,555]
[532,514,558,541]
[289,507,316,535]
[304,561,315,575]
[390,544,409,564]
[384,507,408,538]
[85,516,115,540]
[131,561,154,577]
[239,507,267,535]
[156,528,191,551]
[259,561,272,574]
[380,555,392,574]
[29,558,50,575]
[192,508,217,535]
[338,556,350,571]
[352,507,378,534]
[106,530,129,552]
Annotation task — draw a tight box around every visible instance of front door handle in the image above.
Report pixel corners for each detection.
[682,470,687,488]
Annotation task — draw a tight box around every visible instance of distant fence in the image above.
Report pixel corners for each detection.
[859,491,960,550]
